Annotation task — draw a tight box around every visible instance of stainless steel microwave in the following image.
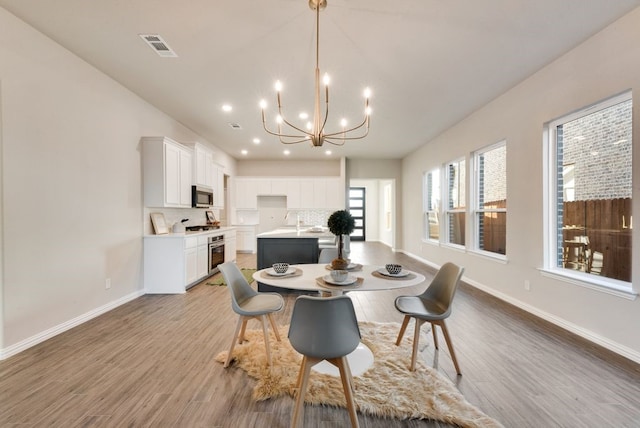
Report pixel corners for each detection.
[192,185,214,208]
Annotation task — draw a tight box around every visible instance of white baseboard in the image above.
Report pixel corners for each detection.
[400,250,640,364]
[0,290,145,360]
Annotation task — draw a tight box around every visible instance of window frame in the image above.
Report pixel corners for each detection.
[444,157,466,248]
[471,140,507,260]
[422,168,441,243]
[542,91,636,298]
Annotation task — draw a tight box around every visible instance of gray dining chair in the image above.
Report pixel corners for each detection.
[288,295,361,428]
[318,248,339,263]
[394,262,464,374]
[219,262,284,368]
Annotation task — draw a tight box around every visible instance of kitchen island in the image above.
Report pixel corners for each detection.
[256,227,335,292]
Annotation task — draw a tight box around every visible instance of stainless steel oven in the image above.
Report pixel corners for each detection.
[209,235,225,273]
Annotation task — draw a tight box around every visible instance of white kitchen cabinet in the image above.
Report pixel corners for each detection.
[236,225,257,253]
[196,236,209,279]
[286,180,301,209]
[144,229,232,294]
[235,178,259,209]
[270,179,288,195]
[188,143,214,189]
[142,136,193,208]
[299,179,315,209]
[225,229,237,262]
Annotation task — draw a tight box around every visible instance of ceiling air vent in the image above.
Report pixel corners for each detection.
[139,34,178,58]
[228,123,242,130]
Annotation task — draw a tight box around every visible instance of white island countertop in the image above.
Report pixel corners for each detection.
[257,227,335,239]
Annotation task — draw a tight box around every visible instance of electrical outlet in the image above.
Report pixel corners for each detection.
[105,278,111,289]
[524,280,531,291]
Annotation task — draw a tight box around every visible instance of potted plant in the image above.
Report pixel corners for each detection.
[327,210,355,269]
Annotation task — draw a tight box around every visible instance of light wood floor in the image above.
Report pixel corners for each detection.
[1,242,639,427]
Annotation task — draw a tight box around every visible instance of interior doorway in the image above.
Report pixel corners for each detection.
[348,187,366,241]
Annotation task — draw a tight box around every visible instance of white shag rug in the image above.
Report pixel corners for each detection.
[215,321,503,428]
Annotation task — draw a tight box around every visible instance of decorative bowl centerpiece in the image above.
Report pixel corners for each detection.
[385,264,403,275]
[272,263,290,274]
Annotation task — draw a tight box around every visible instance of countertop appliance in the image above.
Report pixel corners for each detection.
[192,185,214,208]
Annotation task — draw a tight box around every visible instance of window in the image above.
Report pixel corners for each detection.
[545,92,632,290]
[423,169,440,241]
[474,142,507,256]
[445,158,466,246]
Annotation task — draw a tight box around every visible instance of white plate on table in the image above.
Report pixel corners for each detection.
[376,268,410,278]
[322,274,358,285]
[266,267,295,277]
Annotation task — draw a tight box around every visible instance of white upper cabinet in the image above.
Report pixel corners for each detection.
[142,136,193,208]
[235,178,259,209]
[185,142,214,189]
[235,176,345,210]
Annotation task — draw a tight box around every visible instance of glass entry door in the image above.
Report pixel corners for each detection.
[349,187,366,241]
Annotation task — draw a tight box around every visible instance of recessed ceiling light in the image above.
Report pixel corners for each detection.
[253,138,261,144]
[283,150,291,156]
[222,104,232,112]
[325,150,332,155]
[241,149,248,155]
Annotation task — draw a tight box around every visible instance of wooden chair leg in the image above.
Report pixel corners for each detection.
[260,315,272,367]
[291,358,314,428]
[411,319,425,371]
[342,353,357,392]
[438,320,461,375]
[225,316,244,368]
[334,357,360,428]
[267,313,281,341]
[238,318,249,343]
[431,322,439,349]
[395,315,411,346]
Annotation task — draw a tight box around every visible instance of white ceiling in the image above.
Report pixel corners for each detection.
[1,0,639,160]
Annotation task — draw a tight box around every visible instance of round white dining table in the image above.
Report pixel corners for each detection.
[253,263,426,376]
[253,263,426,296]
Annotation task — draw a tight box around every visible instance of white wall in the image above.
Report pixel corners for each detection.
[401,8,640,362]
[0,8,235,357]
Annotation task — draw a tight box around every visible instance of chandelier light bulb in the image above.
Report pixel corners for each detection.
[340,118,347,127]
[364,87,371,98]
[366,106,372,115]
[276,115,283,124]
[323,73,330,86]
[299,112,309,120]
[306,121,313,130]
[259,99,267,109]
[275,80,283,92]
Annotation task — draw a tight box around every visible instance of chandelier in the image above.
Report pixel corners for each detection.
[259,0,372,147]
